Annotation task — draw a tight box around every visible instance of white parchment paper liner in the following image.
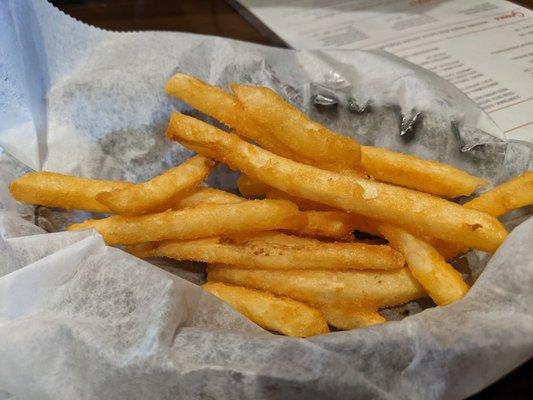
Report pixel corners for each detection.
[0,1,531,399]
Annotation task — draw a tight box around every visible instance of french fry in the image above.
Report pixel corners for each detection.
[129,231,405,270]
[68,199,302,245]
[172,187,243,208]
[203,282,329,337]
[283,211,358,239]
[96,155,215,215]
[267,189,384,237]
[266,189,336,211]
[166,73,241,131]
[165,73,316,163]
[464,172,533,217]
[317,305,385,330]
[167,112,508,253]
[171,186,368,240]
[166,73,486,199]
[170,187,354,240]
[379,224,469,306]
[9,171,133,213]
[360,146,487,198]
[231,84,361,168]
[207,264,426,308]
[429,172,533,259]
[236,174,271,198]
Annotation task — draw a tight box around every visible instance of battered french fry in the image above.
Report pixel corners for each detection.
[165,73,317,163]
[360,146,487,198]
[172,187,243,208]
[464,172,533,217]
[129,231,404,270]
[172,187,350,239]
[318,305,386,330]
[429,172,533,259]
[266,189,336,211]
[283,211,358,239]
[167,112,508,253]
[266,189,383,238]
[68,199,301,245]
[96,155,215,215]
[207,264,426,308]
[379,224,469,306]
[9,171,133,213]
[166,73,242,130]
[236,174,271,198]
[203,282,329,337]
[173,188,367,240]
[231,84,361,168]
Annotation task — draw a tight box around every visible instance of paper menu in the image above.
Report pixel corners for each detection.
[236,0,533,141]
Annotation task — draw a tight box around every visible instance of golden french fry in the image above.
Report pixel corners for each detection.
[360,146,487,198]
[167,113,507,253]
[266,189,336,211]
[165,73,316,163]
[172,187,243,208]
[203,282,329,337]
[318,305,385,330]
[68,199,301,245]
[9,171,133,213]
[236,174,271,198]
[464,172,533,217]
[231,84,361,168]
[267,189,384,237]
[166,73,484,199]
[379,224,469,306]
[129,231,404,270]
[173,188,360,240]
[429,172,533,259]
[166,73,241,130]
[207,264,426,308]
[96,155,215,215]
[283,211,358,239]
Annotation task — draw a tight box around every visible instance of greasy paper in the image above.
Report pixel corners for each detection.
[0,1,532,399]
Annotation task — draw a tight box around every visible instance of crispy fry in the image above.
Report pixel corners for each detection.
[167,112,507,253]
[165,73,318,163]
[9,171,133,213]
[68,199,301,245]
[283,211,358,239]
[318,305,385,330]
[129,231,404,270]
[96,155,215,215]
[207,264,426,308]
[170,187,351,239]
[173,188,363,240]
[236,174,271,198]
[166,73,242,130]
[360,146,487,197]
[172,187,243,208]
[266,189,336,211]
[464,172,533,217]
[428,172,533,259]
[379,224,469,306]
[231,84,361,168]
[203,282,329,337]
[266,190,383,238]
[430,239,468,260]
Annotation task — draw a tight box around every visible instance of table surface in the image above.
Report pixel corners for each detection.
[49,1,533,399]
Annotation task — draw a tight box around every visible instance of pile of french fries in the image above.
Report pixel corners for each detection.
[9,73,533,338]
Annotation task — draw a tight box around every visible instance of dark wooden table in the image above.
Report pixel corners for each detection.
[50,1,533,399]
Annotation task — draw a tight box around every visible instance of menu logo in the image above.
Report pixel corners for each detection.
[494,10,525,21]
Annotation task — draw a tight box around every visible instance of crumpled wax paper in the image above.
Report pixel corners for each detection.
[0,1,532,399]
